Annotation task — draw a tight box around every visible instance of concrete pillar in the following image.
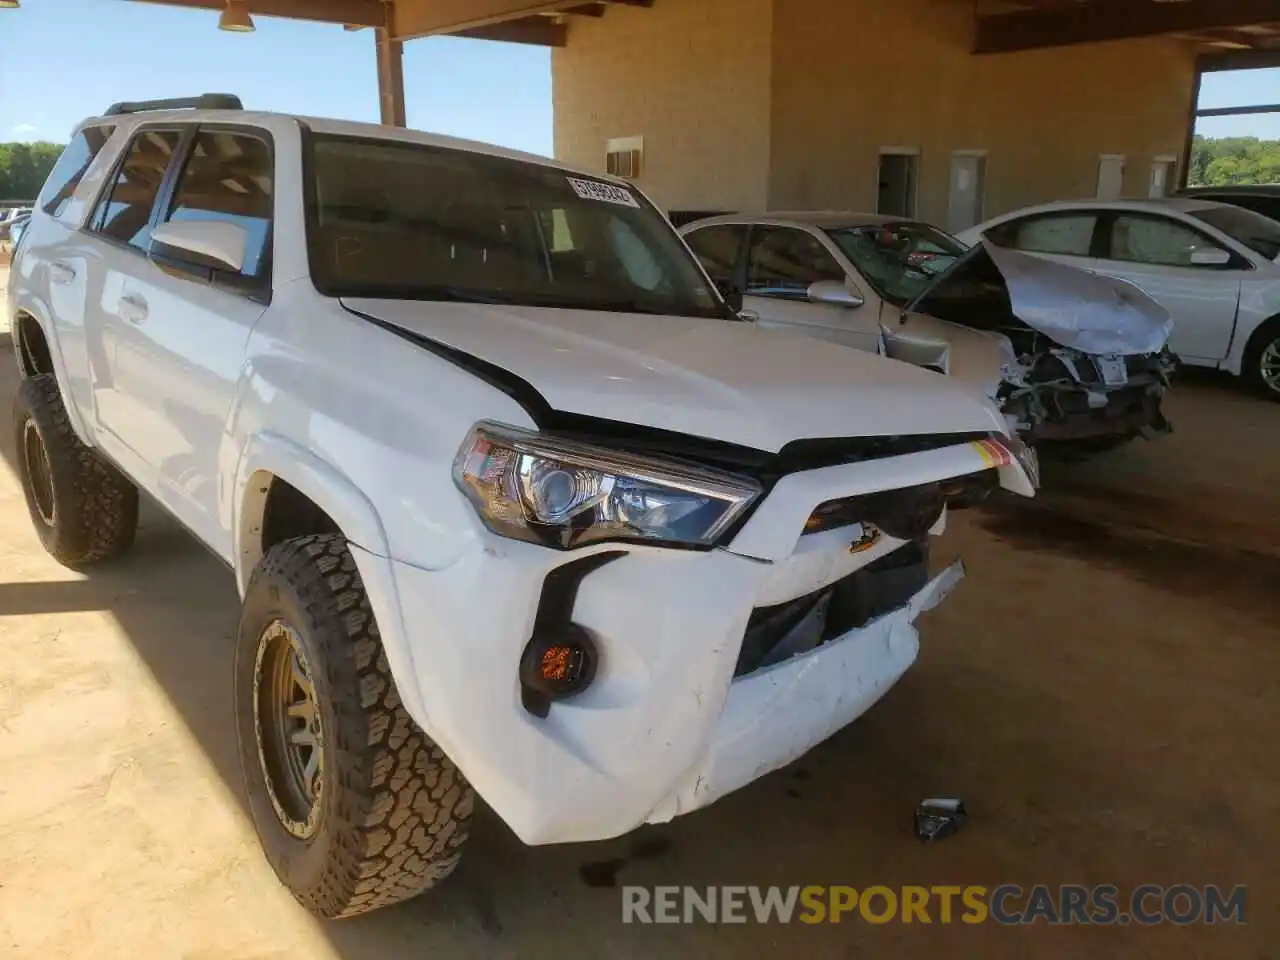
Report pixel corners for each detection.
[376,25,406,127]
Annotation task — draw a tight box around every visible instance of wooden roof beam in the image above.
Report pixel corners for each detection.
[975,0,1280,55]
[127,0,386,27]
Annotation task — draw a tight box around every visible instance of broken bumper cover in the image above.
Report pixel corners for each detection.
[1005,352,1175,444]
[350,441,1032,847]
[645,561,963,824]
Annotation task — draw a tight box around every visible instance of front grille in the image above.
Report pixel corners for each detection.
[734,541,930,678]
[804,483,945,539]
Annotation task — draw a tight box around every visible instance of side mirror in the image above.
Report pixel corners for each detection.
[151,220,248,273]
[716,279,743,313]
[807,279,865,309]
[1189,248,1231,267]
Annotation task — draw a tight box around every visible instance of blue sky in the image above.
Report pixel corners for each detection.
[0,1,1276,148]
[0,0,554,152]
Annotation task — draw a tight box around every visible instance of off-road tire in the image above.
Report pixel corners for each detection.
[14,373,138,568]
[234,534,473,919]
[1242,319,1280,402]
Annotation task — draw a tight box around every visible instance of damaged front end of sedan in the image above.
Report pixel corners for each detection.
[893,240,1177,456]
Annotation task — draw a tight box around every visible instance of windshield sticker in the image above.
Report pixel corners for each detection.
[566,176,640,208]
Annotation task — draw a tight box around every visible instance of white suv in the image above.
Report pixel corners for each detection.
[8,95,1035,919]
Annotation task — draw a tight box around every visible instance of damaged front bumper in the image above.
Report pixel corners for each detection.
[351,439,1034,847]
[1000,348,1176,445]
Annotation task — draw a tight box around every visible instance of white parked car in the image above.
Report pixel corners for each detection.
[680,213,1176,453]
[8,96,1036,919]
[956,198,1280,400]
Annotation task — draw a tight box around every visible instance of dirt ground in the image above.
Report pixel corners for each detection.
[0,279,1276,957]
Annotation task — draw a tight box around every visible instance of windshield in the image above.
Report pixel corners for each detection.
[305,134,726,318]
[1187,204,1280,262]
[825,222,967,306]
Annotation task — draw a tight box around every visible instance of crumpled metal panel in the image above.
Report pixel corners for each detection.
[983,241,1175,356]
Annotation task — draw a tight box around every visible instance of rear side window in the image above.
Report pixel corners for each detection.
[37,125,116,218]
[160,129,274,281]
[91,129,184,252]
[683,224,746,286]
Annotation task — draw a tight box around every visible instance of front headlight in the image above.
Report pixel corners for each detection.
[453,422,762,550]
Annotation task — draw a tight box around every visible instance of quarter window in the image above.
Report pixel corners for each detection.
[161,130,274,279]
[38,124,116,219]
[745,227,845,298]
[92,129,184,251]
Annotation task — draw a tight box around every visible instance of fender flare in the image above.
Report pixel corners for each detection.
[230,432,433,732]
[10,297,96,445]
[231,431,392,593]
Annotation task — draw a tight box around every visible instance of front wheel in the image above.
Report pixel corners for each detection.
[1243,322,1280,402]
[234,534,474,919]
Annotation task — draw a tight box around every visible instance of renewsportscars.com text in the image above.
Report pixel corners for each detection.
[621,884,1247,926]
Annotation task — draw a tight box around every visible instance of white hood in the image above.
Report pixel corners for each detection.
[342,298,1009,452]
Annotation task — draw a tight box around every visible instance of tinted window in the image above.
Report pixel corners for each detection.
[745,226,845,298]
[305,135,723,318]
[826,221,965,307]
[1186,205,1280,262]
[92,129,184,251]
[162,130,273,279]
[1221,196,1280,223]
[683,225,745,285]
[991,213,1098,256]
[1107,215,1227,267]
[37,125,116,218]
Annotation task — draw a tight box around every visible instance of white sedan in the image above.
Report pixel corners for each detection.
[956,198,1280,400]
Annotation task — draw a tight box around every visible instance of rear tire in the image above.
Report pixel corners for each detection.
[234,534,474,919]
[1242,320,1280,402]
[13,373,138,568]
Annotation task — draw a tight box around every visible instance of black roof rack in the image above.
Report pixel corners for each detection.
[103,94,244,117]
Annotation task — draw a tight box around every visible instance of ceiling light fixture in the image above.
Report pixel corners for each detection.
[219,0,255,32]
[0,1,22,10]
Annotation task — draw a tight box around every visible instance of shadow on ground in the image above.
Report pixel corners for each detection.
[0,338,1276,957]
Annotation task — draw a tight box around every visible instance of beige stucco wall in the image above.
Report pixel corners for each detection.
[552,0,774,212]
[553,0,1198,224]
[769,0,1198,222]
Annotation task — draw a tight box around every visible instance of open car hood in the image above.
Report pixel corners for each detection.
[908,241,1174,357]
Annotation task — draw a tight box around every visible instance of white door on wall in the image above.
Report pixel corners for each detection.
[877,150,919,218]
[1149,157,1176,198]
[1097,155,1126,199]
[947,152,986,233]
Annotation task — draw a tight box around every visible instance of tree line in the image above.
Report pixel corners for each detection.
[0,141,64,201]
[1188,134,1280,187]
[2,133,1278,204]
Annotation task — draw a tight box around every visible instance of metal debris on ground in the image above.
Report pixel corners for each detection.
[915,796,967,843]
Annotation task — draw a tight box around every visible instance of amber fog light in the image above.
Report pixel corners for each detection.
[520,625,598,717]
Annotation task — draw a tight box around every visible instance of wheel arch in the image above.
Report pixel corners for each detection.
[231,434,432,744]
[8,306,95,444]
[232,434,392,597]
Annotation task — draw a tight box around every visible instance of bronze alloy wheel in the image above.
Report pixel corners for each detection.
[21,418,56,527]
[254,619,325,840]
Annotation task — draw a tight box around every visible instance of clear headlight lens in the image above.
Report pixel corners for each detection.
[453,422,762,550]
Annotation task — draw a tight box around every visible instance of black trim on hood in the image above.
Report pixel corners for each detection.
[341,302,990,484]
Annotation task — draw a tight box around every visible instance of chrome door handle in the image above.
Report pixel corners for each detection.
[118,293,149,324]
[49,261,76,285]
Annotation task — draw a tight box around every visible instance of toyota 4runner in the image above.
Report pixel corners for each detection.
[7,95,1037,919]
